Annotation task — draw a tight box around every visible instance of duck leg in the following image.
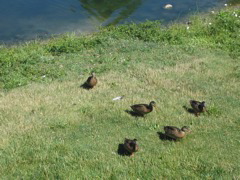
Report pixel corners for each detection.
[205,110,210,115]
[194,111,199,117]
[130,153,134,157]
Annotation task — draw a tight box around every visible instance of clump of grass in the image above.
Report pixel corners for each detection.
[207,106,222,117]
[46,34,106,55]
[208,10,240,58]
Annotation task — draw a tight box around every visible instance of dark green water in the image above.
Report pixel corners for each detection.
[0,0,231,43]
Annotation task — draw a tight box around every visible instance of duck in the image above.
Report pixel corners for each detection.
[164,126,190,140]
[130,101,156,116]
[82,72,97,89]
[123,138,139,157]
[190,100,207,116]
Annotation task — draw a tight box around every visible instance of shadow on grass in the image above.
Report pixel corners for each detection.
[182,105,195,114]
[117,144,131,156]
[157,132,176,141]
[124,110,144,117]
[80,82,93,90]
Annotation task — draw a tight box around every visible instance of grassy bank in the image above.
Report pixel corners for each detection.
[0,8,239,90]
[0,8,240,179]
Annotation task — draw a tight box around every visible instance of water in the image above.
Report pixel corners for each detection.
[0,0,229,44]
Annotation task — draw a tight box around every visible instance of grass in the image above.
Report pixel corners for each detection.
[0,8,240,179]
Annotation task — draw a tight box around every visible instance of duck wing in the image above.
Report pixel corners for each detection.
[131,104,149,112]
[164,126,179,132]
[86,76,97,87]
[197,104,205,112]
[164,126,182,139]
[124,139,134,152]
[190,100,201,110]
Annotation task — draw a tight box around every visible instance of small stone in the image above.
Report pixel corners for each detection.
[164,4,173,9]
[112,96,124,101]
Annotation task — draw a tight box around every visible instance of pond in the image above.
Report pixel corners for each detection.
[0,0,232,44]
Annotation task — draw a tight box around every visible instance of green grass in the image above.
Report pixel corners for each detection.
[0,8,240,179]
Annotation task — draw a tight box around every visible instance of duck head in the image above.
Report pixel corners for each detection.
[150,101,156,107]
[181,126,190,133]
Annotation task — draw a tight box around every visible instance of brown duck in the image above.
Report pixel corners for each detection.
[131,101,156,116]
[123,138,139,157]
[164,126,190,140]
[82,72,97,89]
[190,100,207,116]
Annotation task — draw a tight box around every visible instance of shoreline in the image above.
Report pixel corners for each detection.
[0,7,239,90]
